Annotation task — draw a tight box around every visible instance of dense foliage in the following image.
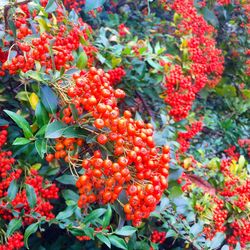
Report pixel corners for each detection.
[0,0,249,249]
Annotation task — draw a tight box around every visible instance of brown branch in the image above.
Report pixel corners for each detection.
[135,90,155,120]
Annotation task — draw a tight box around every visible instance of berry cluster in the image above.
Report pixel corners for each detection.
[177,120,203,153]
[0,232,24,250]
[150,230,166,244]
[238,138,250,157]
[224,145,240,160]
[46,137,84,162]
[0,128,58,226]
[46,66,170,226]
[118,24,130,37]
[107,67,126,85]
[1,1,95,75]
[162,0,224,121]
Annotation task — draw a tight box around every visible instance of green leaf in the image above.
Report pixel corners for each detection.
[35,102,49,127]
[45,0,57,13]
[102,204,112,229]
[84,0,106,12]
[45,121,67,138]
[24,222,39,249]
[4,110,33,139]
[62,190,79,202]
[35,139,47,158]
[76,51,88,70]
[40,85,58,114]
[109,235,127,250]
[7,180,18,201]
[0,119,9,126]
[96,234,111,248]
[13,137,31,145]
[25,184,37,208]
[83,208,106,224]
[25,71,44,82]
[202,7,219,27]
[115,226,137,236]
[210,232,225,249]
[56,174,76,185]
[6,218,22,237]
[169,185,183,199]
[56,206,75,220]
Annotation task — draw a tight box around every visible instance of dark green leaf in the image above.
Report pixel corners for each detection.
[56,206,75,220]
[4,110,33,139]
[7,180,18,200]
[83,208,106,224]
[35,139,47,158]
[35,102,49,127]
[56,174,76,185]
[25,184,37,208]
[115,226,137,236]
[62,190,79,202]
[96,234,111,248]
[24,222,39,249]
[13,137,30,145]
[40,85,58,114]
[6,218,22,237]
[45,121,67,138]
[102,204,112,229]
[109,235,127,250]
[202,7,219,27]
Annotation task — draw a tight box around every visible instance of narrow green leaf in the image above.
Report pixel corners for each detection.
[4,110,33,139]
[13,137,30,145]
[7,180,18,201]
[45,0,57,13]
[45,121,67,138]
[96,234,111,248]
[25,184,37,208]
[35,139,47,158]
[6,219,22,237]
[35,102,49,127]
[40,85,58,114]
[24,223,39,249]
[56,174,76,185]
[76,51,88,70]
[83,208,106,224]
[102,204,112,229]
[56,206,75,220]
[109,235,127,250]
[115,226,137,236]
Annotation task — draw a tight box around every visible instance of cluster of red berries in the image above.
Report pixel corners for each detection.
[63,0,85,13]
[0,169,59,225]
[227,218,250,249]
[48,66,170,226]
[204,158,249,247]
[1,1,95,75]
[150,230,166,244]
[0,128,58,226]
[203,198,227,239]
[224,145,240,161]
[162,0,224,121]
[238,138,250,157]
[107,67,126,85]
[0,232,24,250]
[118,24,130,37]
[177,120,203,153]
[46,137,84,162]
